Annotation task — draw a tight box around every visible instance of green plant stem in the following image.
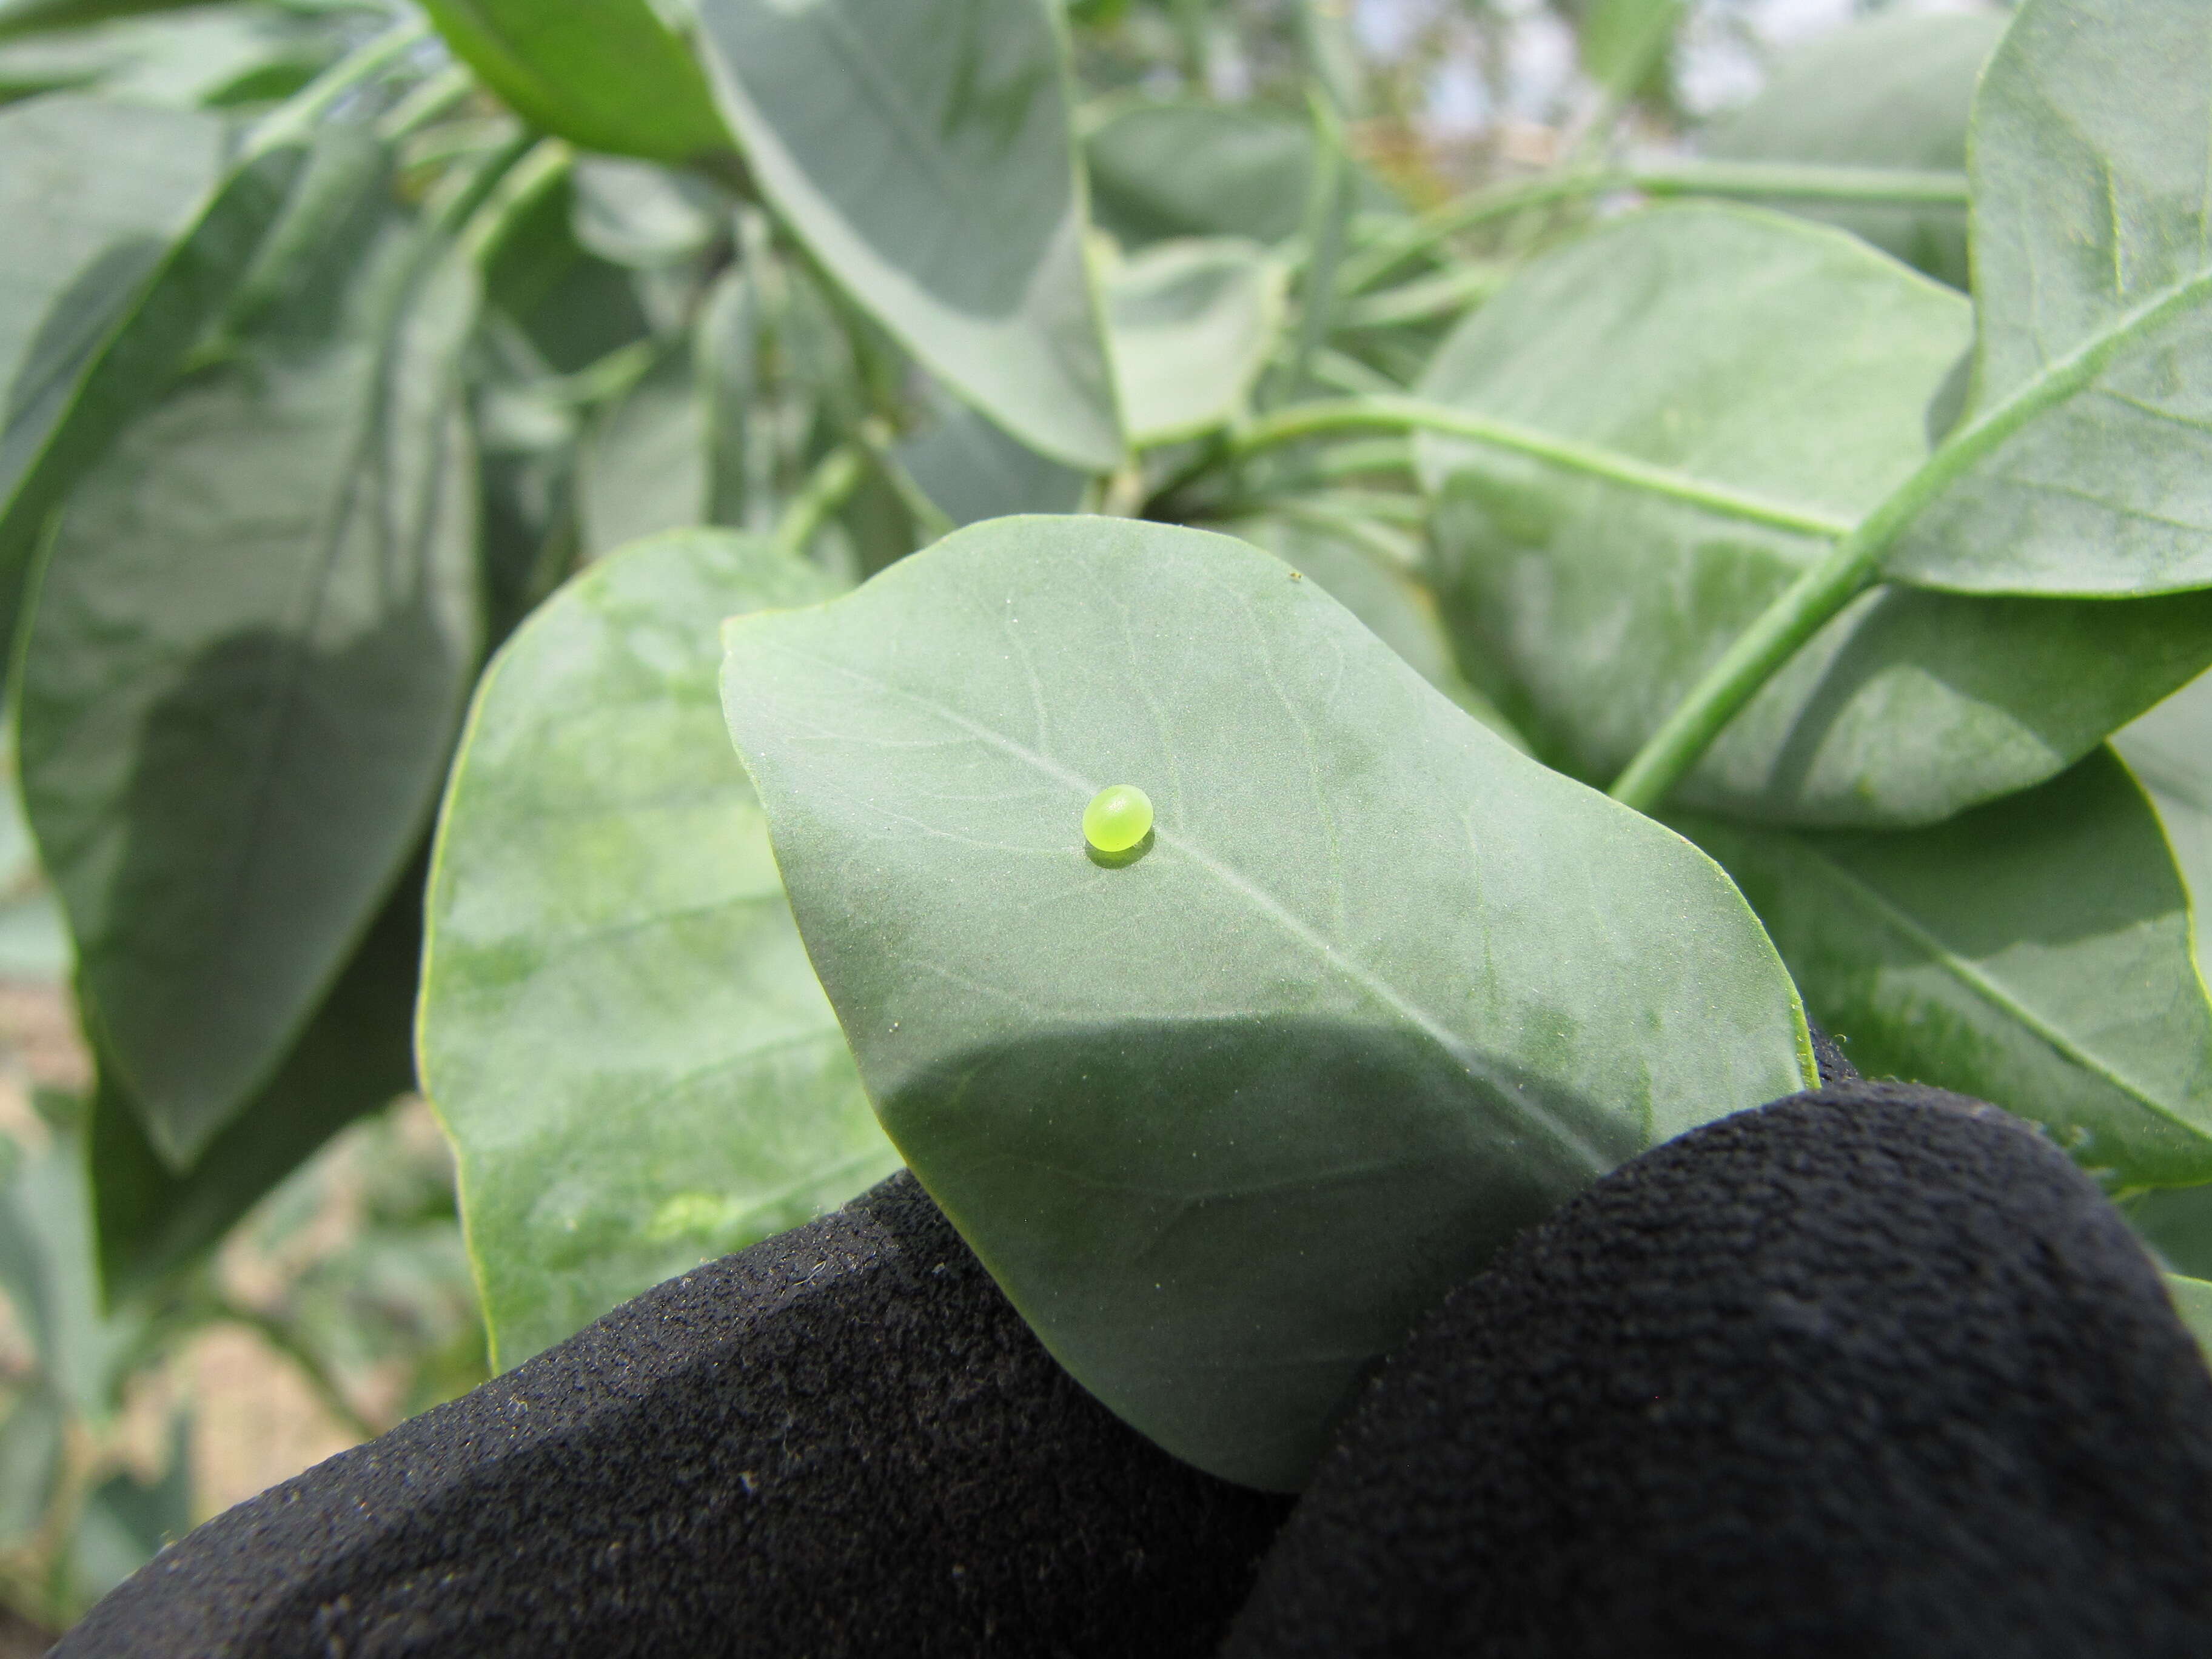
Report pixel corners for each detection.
[1224,395,1851,539]
[1605,529,1883,813]
[773,445,867,560]
[377,62,477,142]
[247,15,431,157]
[1339,161,1970,293]
[853,417,956,544]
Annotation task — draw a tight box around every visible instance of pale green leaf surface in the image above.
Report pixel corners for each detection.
[1886,0,2212,595]
[2115,668,2212,970]
[896,397,1086,528]
[1108,237,1285,447]
[421,529,897,1369]
[720,514,1812,1490]
[692,0,1122,470]
[419,0,729,164]
[1701,10,2001,288]
[0,0,198,39]
[1417,204,2212,826]
[570,157,721,270]
[1225,514,1527,750]
[18,134,481,1167]
[1681,749,2212,1190]
[577,343,706,559]
[2164,1273,2212,1367]
[0,6,344,107]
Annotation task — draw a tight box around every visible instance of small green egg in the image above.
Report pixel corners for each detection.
[1083,784,1153,853]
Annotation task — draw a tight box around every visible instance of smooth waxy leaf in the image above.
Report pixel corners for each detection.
[1108,237,1284,447]
[89,859,420,1299]
[720,514,1813,1490]
[896,396,1086,528]
[0,5,346,107]
[1681,748,2212,1190]
[577,343,706,558]
[18,131,481,1167]
[1701,10,2001,289]
[1885,0,2212,596]
[1087,100,1316,249]
[1417,204,2212,827]
[0,93,224,640]
[421,528,897,1368]
[418,0,729,164]
[692,0,1122,471]
[2165,1275,2212,1367]
[1227,514,1526,750]
[2115,669,2212,968]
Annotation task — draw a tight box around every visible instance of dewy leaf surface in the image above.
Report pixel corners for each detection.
[692,0,1122,471]
[1885,0,2212,596]
[720,514,1812,1490]
[1416,204,2212,827]
[1681,748,2212,1190]
[17,132,481,1167]
[1107,237,1285,447]
[419,0,730,164]
[421,529,897,1369]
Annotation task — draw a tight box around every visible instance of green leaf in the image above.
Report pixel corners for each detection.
[420,528,897,1369]
[0,1384,64,1543]
[0,5,347,108]
[0,0,199,40]
[1416,204,2212,827]
[0,1123,138,1418]
[1107,236,1285,447]
[89,853,421,1299]
[0,93,225,641]
[895,395,1086,528]
[569,156,722,270]
[1086,97,1401,249]
[418,0,729,164]
[719,514,1813,1490]
[1883,0,2212,597]
[1700,10,2002,289]
[2165,1273,2212,1367]
[18,130,482,1167]
[1577,0,1682,103]
[1680,748,2212,1191]
[692,0,1122,471]
[68,1412,189,1607]
[1225,513,1527,751]
[577,341,707,559]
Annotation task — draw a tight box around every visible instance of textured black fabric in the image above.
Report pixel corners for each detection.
[58,1170,1290,1659]
[1806,1019,1857,1086]
[1224,1082,2212,1659]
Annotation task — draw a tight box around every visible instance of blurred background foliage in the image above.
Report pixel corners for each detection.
[0,0,2003,1641]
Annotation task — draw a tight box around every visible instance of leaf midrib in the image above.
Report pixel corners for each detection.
[764,637,1620,1176]
[1803,840,2205,1139]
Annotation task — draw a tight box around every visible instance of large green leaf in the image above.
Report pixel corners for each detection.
[1680,748,2212,1191]
[420,528,897,1369]
[89,852,421,1300]
[0,0,199,39]
[719,514,1813,1490]
[418,0,729,164]
[1416,204,2212,827]
[692,0,1122,471]
[1086,99,1316,249]
[2115,668,2212,968]
[1700,10,2001,289]
[0,93,225,642]
[576,341,706,558]
[1107,236,1284,447]
[18,130,481,1168]
[0,5,346,108]
[896,395,1086,528]
[2165,1274,2212,1367]
[1885,0,2212,596]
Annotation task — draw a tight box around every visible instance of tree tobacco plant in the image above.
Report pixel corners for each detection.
[0,0,2207,1505]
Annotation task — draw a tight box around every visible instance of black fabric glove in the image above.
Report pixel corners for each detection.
[55,1171,1289,1658]
[1222,1081,2212,1659]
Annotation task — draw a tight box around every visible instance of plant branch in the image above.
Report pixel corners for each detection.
[1340,161,1970,294]
[1224,396,1852,539]
[248,15,431,157]
[773,445,867,561]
